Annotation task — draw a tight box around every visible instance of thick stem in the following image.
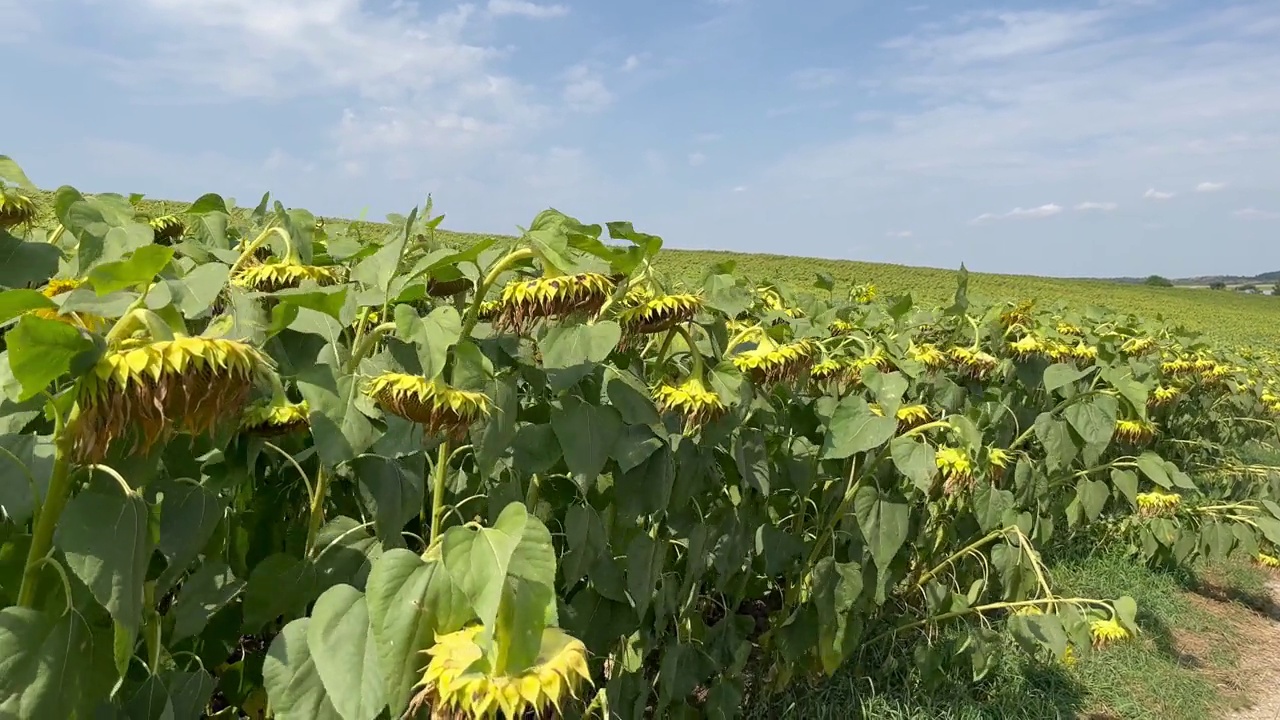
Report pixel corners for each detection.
[17,434,74,608]
[342,322,397,375]
[428,441,452,547]
[671,325,706,379]
[143,581,162,672]
[458,248,537,340]
[305,467,330,556]
[229,226,292,277]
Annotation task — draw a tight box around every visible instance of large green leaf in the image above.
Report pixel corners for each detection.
[539,321,622,369]
[55,489,155,631]
[812,557,863,674]
[1064,395,1117,446]
[852,485,909,572]
[1043,363,1092,394]
[1034,413,1078,472]
[560,504,606,587]
[551,397,623,482]
[165,262,230,318]
[394,305,461,380]
[297,361,377,467]
[1136,452,1172,489]
[0,234,61,289]
[6,314,96,401]
[890,436,936,492]
[441,503,555,635]
[0,290,55,324]
[307,584,388,720]
[821,396,897,460]
[0,608,109,718]
[243,554,316,631]
[0,433,54,526]
[170,561,245,642]
[263,618,344,720]
[153,479,225,594]
[352,455,424,548]
[0,156,36,190]
[87,245,174,294]
[625,532,665,619]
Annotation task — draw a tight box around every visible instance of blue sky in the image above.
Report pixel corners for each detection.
[3,0,1279,278]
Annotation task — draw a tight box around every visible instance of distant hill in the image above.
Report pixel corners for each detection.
[1108,271,1280,287]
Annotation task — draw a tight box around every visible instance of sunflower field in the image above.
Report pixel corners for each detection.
[3,154,1280,719]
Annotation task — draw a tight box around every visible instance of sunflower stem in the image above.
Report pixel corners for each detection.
[17,429,75,608]
[305,467,330,556]
[229,226,291,277]
[458,248,537,340]
[343,322,397,374]
[47,225,66,246]
[428,441,452,547]
[672,325,705,379]
[525,473,541,512]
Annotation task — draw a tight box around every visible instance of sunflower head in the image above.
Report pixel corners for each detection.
[1148,385,1180,408]
[948,347,999,381]
[617,293,703,335]
[232,261,342,292]
[894,403,932,431]
[908,343,946,370]
[754,286,803,318]
[732,338,818,385]
[1120,336,1156,356]
[1056,322,1084,337]
[1254,552,1280,569]
[988,447,1012,481]
[1071,342,1099,363]
[1115,418,1156,445]
[149,215,185,244]
[74,336,272,463]
[365,373,490,440]
[1089,618,1132,648]
[0,189,37,229]
[41,278,84,298]
[936,446,973,494]
[653,375,727,433]
[1135,490,1180,518]
[849,283,877,304]
[410,625,593,720]
[1009,335,1045,361]
[477,299,503,323]
[829,319,857,336]
[494,272,615,333]
[1161,357,1194,376]
[32,278,106,332]
[809,357,850,384]
[999,300,1035,329]
[240,398,310,436]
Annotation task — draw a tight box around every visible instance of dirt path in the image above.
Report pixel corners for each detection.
[1215,578,1280,720]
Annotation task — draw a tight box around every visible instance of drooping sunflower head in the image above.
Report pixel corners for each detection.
[753,286,803,318]
[1056,321,1084,337]
[73,336,272,463]
[809,357,851,384]
[149,215,185,244]
[1009,335,1046,361]
[477,299,503,323]
[1115,418,1156,445]
[948,347,999,381]
[240,398,310,436]
[1135,490,1180,518]
[894,403,932,431]
[1160,357,1194,376]
[0,189,37,229]
[232,261,342,292]
[828,319,857,337]
[732,337,818,385]
[849,283,877,305]
[1089,618,1132,648]
[988,447,1012,481]
[617,293,703,335]
[494,272,615,333]
[365,373,490,440]
[1071,342,1099,363]
[908,343,946,371]
[1148,385,1181,408]
[1254,552,1280,569]
[41,278,85,298]
[935,446,973,494]
[999,300,1036,329]
[1120,336,1156,357]
[410,625,593,720]
[653,375,727,433]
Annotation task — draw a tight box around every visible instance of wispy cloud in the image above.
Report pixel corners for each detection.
[486,0,569,19]
[562,64,613,112]
[883,9,1109,65]
[971,203,1063,223]
[886,230,914,238]
[789,67,844,91]
[621,54,644,72]
[1235,207,1280,220]
[1075,201,1118,211]
[1144,188,1175,200]
[1195,181,1227,192]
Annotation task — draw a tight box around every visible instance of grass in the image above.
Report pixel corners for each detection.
[18,188,1280,347]
[744,549,1273,720]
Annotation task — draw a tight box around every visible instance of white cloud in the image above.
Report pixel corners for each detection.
[883,9,1109,65]
[1235,207,1280,220]
[621,54,643,72]
[790,67,844,91]
[887,230,914,238]
[1144,188,1175,200]
[562,65,613,113]
[731,185,748,193]
[1195,181,1226,192]
[1075,201,1118,211]
[971,203,1063,223]
[688,152,707,167]
[486,0,569,19]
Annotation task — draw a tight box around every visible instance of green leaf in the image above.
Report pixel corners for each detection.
[313,517,384,594]
[1043,363,1092,393]
[365,550,470,717]
[494,575,556,671]
[394,305,461,380]
[560,505,606,587]
[0,235,61,289]
[352,455,424,548]
[160,669,218,720]
[1077,478,1109,522]
[552,397,624,481]
[1112,468,1139,508]
[812,557,863,674]
[540,321,622,369]
[441,510,522,633]
[263,618,344,720]
[1034,413,1078,472]
[605,369,663,426]
[1063,395,1117,446]
[0,434,54,525]
[756,525,805,576]
[56,489,154,631]
[0,290,55,324]
[890,436,936,491]
[0,608,106,718]
[613,424,663,474]
[973,483,1015,532]
[165,262,230,318]
[297,362,377,468]
[1009,613,1068,660]
[1113,595,1139,635]
[822,396,897,460]
[513,424,562,475]
[307,584,388,720]
[626,532,665,619]
[87,245,174,295]
[852,485,910,572]
[6,315,96,401]
[171,561,245,643]
[1136,452,1172,489]
[153,479,226,595]
[243,554,316,632]
[0,156,36,190]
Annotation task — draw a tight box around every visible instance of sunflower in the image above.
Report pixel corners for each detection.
[1120,336,1156,356]
[31,278,105,332]
[365,373,490,440]
[754,286,804,318]
[809,357,851,384]
[409,625,592,720]
[852,346,894,374]
[948,347,999,381]
[1009,335,1045,361]
[1254,553,1280,569]
[988,447,1012,481]
[908,343,946,371]
[654,375,727,433]
[1115,418,1156,445]
[493,272,615,333]
[936,446,973,494]
[1089,618,1131,648]
[1135,490,1180,518]
[732,337,818,385]
[476,299,503,323]
[0,189,36,229]
[149,215,185,244]
[1070,342,1098,364]
[870,403,932,431]
[617,293,703,335]
[849,283,877,304]
[240,398,310,436]
[1148,385,1180,408]
[73,336,272,463]
[1000,300,1035,329]
[1160,357,1195,376]
[232,261,342,292]
[828,319,856,337]
[1056,322,1084,337]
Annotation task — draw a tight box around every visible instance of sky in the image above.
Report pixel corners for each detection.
[3,0,1279,278]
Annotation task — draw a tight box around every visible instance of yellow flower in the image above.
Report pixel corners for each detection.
[410,625,593,720]
[1161,357,1194,376]
[1254,553,1280,569]
[948,347,999,381]
[1089,618,1131,648]
[1056,322,1083,337]
[908,343,946,370]
[653,375,727,433]
[0,189,36,228]
[1148,385,1180,408]
[754,286,804,318]
[1135,491,1180,518]
[32,278,106,332]
[617,293,703,334]
[936,446,973,494]
[732,338,818,385]
[1120,336,1156,356]
[494,273,615,333]
[232,261,342,292]
[1115,418,1156,445]
[240,398,310,436]
[849,283,877,304]
[999,301,1035,329]
[1061,645,1078,667]
[895,403,932,430]
[828,319,856,336]
[74,336,272,463]
[1009,335,1045,360]
[41,278,84,298]
[1071,342,1098,363]
[365,374,490,440]
[988,447,1012,481]
[477,299,503,323]
[149,214,185,244]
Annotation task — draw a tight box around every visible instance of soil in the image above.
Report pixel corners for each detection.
[1185,575,1280,720]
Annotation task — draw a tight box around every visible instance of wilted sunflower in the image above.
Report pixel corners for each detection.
[908,343,946,371]
[828,319,856,336]
[1115,418,1156,445]
[149,215,185,244]
[809,357,850,384]
[1070,342,1099,364]
[948,347,999,381]
[409,624,592,720]
[849,283,877,304]
[240,398,310,436]
[493,272,615,333]
[999,300,1035,329]
[1135,490,1180,518]
[732,337,818,385]
[988,447,1012,482]
[1009,335,1045,361]
[618,293,703,335]
[1120,336,1156,356]
[1089,618,1131,648]
[365,373,490,440]
[1148,385,1181,408]
[1056,322,1084,337]
[1160,357,1194,376]
[936,446,973,494]
[31,278,105,332]
[426,276,474,298]
[0,189,36,229]
[73,336,271,463]
[754,286,804,318]
[654,375,727,433]
[1253,552,1280,569]
[871,403,932,432]
[232,260,342,292]
[476,299,503,323]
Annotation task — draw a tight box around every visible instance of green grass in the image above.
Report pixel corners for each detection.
[20,188,1280,347]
